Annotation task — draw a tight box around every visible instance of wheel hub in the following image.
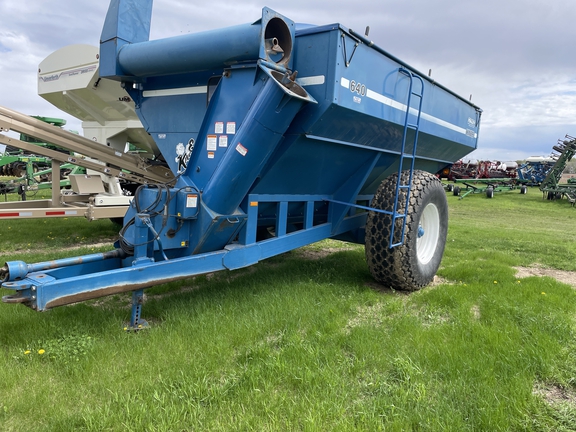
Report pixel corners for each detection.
[416,202,440,265]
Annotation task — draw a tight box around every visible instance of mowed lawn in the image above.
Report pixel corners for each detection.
[0,185,575,431]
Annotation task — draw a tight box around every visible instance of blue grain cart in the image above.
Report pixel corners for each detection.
[1,0,481,326]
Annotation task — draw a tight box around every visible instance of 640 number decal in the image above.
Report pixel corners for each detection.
[349,80,366,96]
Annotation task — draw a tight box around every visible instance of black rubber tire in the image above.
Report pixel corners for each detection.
[520,185,527,194]
[365,170,449,291]
[453,186,460,196]
[446,184,453,192]
[486,187,494,198]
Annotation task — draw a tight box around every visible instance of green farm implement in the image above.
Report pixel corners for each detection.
[447,178,527,199]
[539,135,576,205]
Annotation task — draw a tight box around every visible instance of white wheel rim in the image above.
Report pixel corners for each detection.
[417,202,440,265]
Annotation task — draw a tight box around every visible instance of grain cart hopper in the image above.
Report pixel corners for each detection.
[1,0,482,327]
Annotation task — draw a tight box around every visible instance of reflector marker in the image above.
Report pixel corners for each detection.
[46,211,79,216]
[0,210,78,217]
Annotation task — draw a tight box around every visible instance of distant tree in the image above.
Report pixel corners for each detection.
[566,163,574,174]
[563,159,576,174]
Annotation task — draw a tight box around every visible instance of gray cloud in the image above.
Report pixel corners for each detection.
[1,0,575,160]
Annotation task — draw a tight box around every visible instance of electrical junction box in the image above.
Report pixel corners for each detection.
[176,188,199,219]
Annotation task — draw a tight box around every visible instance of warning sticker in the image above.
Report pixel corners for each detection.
[215,121,224,134]
[226,122,236,134]
[208,152,215,159]
[236,143,248,156]
[186,194,198,208]
[219,135,228,147]
[207,135,217,151]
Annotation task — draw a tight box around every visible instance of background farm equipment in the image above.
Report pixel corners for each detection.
[517,156,554,186]
[0,44,173,220]
[445,159,517,181]
[444,159,478,179]
[0,116,82,200]
[445,158,524,199]
[1,0,481,327]
[539,135,576,204]
[448,178,526,199]
[477,160,518,179]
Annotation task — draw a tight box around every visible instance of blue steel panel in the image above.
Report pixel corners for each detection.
[100,0,153,79]
[100,0,152,44]
[201,66,313,215]
[185,67,263,183]
[252,135,379,196]
[182,68,266,186]
[289,25,480,158]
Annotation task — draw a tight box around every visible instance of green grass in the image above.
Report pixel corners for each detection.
[1,186,576,431]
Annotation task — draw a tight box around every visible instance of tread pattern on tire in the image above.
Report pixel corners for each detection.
[365,170,448,291]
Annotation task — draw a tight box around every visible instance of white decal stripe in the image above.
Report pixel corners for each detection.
[341,78,476,138]
[143,86,207,97]
[419,111,467,135]
[366,89,406,111]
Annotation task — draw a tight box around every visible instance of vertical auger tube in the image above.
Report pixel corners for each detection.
[201,66,315,215]
[99,0,154,78]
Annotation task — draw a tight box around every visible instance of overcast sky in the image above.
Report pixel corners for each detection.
[1,0,575,162]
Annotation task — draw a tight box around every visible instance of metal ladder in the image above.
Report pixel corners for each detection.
[389,68,424,248]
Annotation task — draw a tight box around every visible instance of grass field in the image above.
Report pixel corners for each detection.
[1,186,576,431]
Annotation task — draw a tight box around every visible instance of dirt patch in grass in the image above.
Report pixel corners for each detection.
[296,246,357,260]
[533,383,576,406]
[364,275,450,294]
[471,304,481,320]
[514,264,576,288]
[344,303,385,334]
[430,275,450,286]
